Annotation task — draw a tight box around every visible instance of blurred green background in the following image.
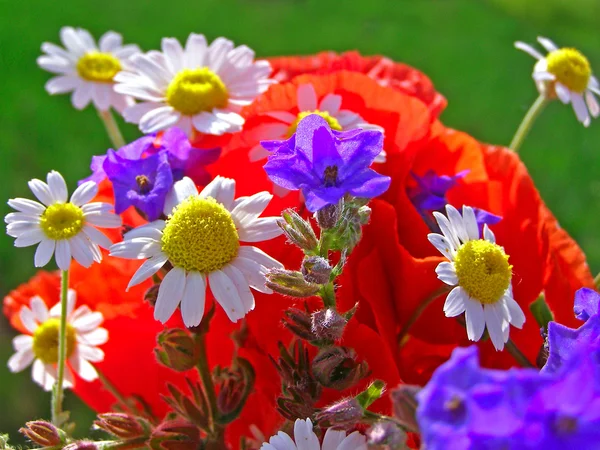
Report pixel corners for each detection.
[1,0,599,443]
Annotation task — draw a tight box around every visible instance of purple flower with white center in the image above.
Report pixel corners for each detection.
[103,149,173,221]
[262,114,391,212]
[408,170,501,234]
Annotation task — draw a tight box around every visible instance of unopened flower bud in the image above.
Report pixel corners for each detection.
[316,202,341,230]
[63,441,98,450]
[216,358,255,423]
[283,307,315,341]
[266,269,320,298]
[367,421,407,447]
[280,209,318,251]
[311,309,347,341]
[94,413,149,439]
[150,420,200,450]
[315,397,363,428]
[301,256,331,284]
[144,284,160,307]
[155,329,199,372]
[20,421,64,447]
[312,347,369,390]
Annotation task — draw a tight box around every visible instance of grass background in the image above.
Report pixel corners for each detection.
[1,0,599,443]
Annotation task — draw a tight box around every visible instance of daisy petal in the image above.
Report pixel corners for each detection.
[505,295,526,328]
[164,177,199,215]
[484,303,507,350]
[436,261,459,286]
[8,349,35,373]
[297,84,318,111]
[127,254,168,289]
[180,272,206,327]
[209,269,245,322]
[70,181,98,206]
[154,267,186,323]
[55,239,72,270]
[464,297,485,341]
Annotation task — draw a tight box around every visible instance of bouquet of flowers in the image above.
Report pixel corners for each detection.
[3,27,600,449]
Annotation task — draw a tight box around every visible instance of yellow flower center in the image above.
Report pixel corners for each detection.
[32,318,76,364]
[287,110,343,136]
[76,52,122,83]
[161,196,239,273]
[453,240,512,305]
[166,68,229,115]
[40,203,85,240]
[546,48,591,94]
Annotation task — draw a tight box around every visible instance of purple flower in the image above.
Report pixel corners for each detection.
[574,288,600,322]
[262,114,391,212]
[103,149,173,221]
[407,170,501,233]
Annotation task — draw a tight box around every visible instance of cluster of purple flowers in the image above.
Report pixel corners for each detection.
[82,128,219,220]
[407,169,501,234]
[262,114,391,212]
[416,288,600,449]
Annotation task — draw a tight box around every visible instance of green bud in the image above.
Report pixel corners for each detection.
[280,209,319,252]
[155,329,199,372]
[266,269,320,297]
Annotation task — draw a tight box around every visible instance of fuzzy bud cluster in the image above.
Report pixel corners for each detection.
[279,209,319,252]
[266,269,320,297]
[312,346,369,390]
[301,256,332,285]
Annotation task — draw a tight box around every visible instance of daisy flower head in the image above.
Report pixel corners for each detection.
[114,33,275,137]
[260,418,367,450]
[515,36,600,126]
[109,175,283,327]
[5,170,122,271]
[7,291,108,391]
[38,27,141,112]
[249,83,384,162]
[427,205,526,351]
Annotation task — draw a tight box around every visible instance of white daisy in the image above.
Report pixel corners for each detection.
[261,418,367,450]
[37,27,141,112]
[114,33,275,137]
[427,205,526,351]
[7,290,108,391]
[248,83,384,162]
[515,36,600,127]
[5,170,122,271]
[109,176,283,327]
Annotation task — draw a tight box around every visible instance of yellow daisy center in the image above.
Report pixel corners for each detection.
[453,240,512,305]
[546,48,591,94]
[76,52,122,83]
[161,196,239,273]
[166,68,229,115]
[32,318,76,364]
[40,203,85,240]
[287,110,342,136]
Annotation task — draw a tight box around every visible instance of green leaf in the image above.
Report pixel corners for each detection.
[529,293,554,331]
[355,380,385,409]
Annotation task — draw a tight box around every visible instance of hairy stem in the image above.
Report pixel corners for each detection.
[52,269,69,425]
[397,285,451,345]
[505,338,535,368]
[509,94,548,153]
[97,108,126,149]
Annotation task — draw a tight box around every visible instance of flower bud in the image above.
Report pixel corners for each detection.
[63,441,98,450]
[280,209,318,252]
[150,420,200,450]
[311,309,347,341]
[301,256,331,285]
[216,358,255,424]
[315,397,363,428]
[20,421,64,447]
[316,202,341,230]
[266,269,320,298]
[283,307,316,341]
[155,329,199,372]
[312,346,369,390]
[367,421,407,448]
[94,413,149,439]
[144,284,160,307]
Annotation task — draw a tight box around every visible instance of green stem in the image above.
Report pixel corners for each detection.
[397,285,451,345]
[97,108,126,149]
[52,269,69,426]
[505,338,535,368]
[320,282,336,309]
[96,368,135,415]
[196,332,219,433]
[509,94,548,153]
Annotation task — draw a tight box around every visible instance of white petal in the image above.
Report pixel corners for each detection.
[81,202,114,214]
[209,270,245,322]
[293,418,319,450]
[231,256,271,294]
[6,221,40,238]
[70,352,98,381]
[82,225,112,249]
[77,344,104,362]
[212,109,245,127]
[192,111,233,135]
[70,181,98,206]
[207,37,234,73]
[122,101,164,123]
[91,83,111,111]
[338,432,367,450]
[110,238,162,259]
[231,192,273,225]
[154,267,186,323]
[505,295,526,328]
[223,264,255,315]
[78,328,108,346]
[443,287,468,317]
[462,206,479,241]
[162,37,185,74]
[13,334,34,352]
[537,36,558,52]
[483,224,496,244]
[55,239,72,270]
[555,83,571,104]
[139,106,180,133]
[45,75,80,94]
[30,296,49,323]
[572,93,591,126]
[72,311,103,332]
[238,246,283,270]
[185,33,208,68]
[69,234,95,268]
[265,110,297,124]
[31,359,54,391]
[199,176,235,210]
[164,177,199,215]
[533,71,555,82]
[296,84,318,111]
[8,349,35,373]
[180,272,206,327]
[14,229,44,247]
[464,297,485,341]
[84,212,122,228]
[7,198,46,215]
[484,303,507,351]
[436,261,459,286]
[445,205,468,244]
[322,428,346,450]
[319,94,342,115]
[427,233,455,261]
[98,30,122,52]
[123,220,165,240]
[37,55,74,74]
[238,218,282,242]
[28,179,55,206]
[5,212,41,224]
[586,90,600,118]
[432,211,460,251]
[71,83,94,110]
[127,253,168,289]
[19,307,38,334]
[514,41,544,60]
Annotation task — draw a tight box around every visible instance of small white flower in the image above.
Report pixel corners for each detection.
[114,33,275,137]
[5,170,122,271]
[7,291,108,391]
[427,205,526,351]
[249,83,384,162]
[515,36,600,127]
[261,418,367,450]
[38,27,141,112]
[110,176,283,327]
